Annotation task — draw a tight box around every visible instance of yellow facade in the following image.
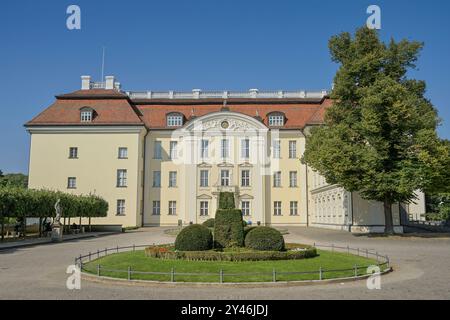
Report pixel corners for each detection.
[27,126,146,228]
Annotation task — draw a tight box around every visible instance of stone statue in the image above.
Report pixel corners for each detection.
[53,199,62,227]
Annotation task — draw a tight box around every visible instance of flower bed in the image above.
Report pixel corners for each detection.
[145,244,317,262]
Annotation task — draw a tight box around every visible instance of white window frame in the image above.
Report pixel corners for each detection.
[200,170,209,188]
[152,201,161,216]
[169,141,178,160]
[117,169,127,187]
[273,140,281,159]
[169,171,177,188]
[289,141,297,159]
[80,110,93,122]
[268,114,284,127]
[153,171,161,188]
[274,201,282,216]
[221,170,230,187]
[241,170,250,187]
[69,147,78,159]
[273,171,282,188]
[168,201,177,216]
[241,139,250,159]
[290,201,298,216]
[118,147,128,159]
[241,201,251,216]
[200,139,209,159]
[167,114,183,127]
[154,141,162,159]
[117,200,126,216]
[289,171,298,188]
[200,201,209,216]
[221,139,230,159]
[67,177,77,189]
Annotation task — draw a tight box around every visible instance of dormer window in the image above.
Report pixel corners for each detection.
[268,113,285,127]
[80,107,94,122]
[167,113,184,127]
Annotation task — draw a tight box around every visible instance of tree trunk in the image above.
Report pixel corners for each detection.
[383,198,394,234]
[39,217,42,238]
[1,216,4,242]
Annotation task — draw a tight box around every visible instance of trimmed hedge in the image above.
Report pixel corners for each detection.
[145,245,318,262]
[245,227,285,251]
[214,209,244,248]
[218,192,235,210]
[175,224,213,251]
[202,218,215,228]
[0,187,108,218]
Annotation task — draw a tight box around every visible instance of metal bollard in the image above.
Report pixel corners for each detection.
[97,264,101,276]
[319,267,323,281]
[220,269,224,283]
[171,268,175,282]
[272,269,277,283]
[128,266,131,281]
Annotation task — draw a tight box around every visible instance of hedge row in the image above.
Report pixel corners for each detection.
[0,187,108,218]
[145,245,318,262]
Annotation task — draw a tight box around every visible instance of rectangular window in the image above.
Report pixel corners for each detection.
[200,201,209,216]
[152,201,161,216]
[118,147,128,159]
[154,141,162,159]
[273,171,282,187]
[221,170,230,186]
[289,171,298,188]
[269,115,284,127]
[241,139,250,159]
[168,201,177,216]
[169,171,177,188]
[200,170,209,187]
[290,201,298,216]
[80,111,93,122]
[69,147,78,159]
[153,171,161,188]
[67,177,77,189]
[117,200,126,216]
[274,201,282,216]
[273,140,281,159]
[200,140,209,159]
[241,201,250,216]
[289,141,297,159]
[221,139,230,159]
[167,115,183,127]
[241,170,250,187]
[117,169,127,187]
[170,141,178,160]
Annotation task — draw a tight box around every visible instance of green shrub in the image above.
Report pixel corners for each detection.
[175,224,213,251]
[245,227,285,251]
[242,220,248,227]
[218,192,235,209]
[244,226,257,238]
[145,244,317,261]
[214,209,244,248]
[202,218,215,228]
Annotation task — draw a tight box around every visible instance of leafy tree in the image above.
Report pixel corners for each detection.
[0,173,28,188]
[303,27,450,234]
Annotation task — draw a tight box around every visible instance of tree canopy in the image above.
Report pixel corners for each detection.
[302,27,450,233]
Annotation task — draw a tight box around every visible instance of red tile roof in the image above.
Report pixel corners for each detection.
[26,89,331,129]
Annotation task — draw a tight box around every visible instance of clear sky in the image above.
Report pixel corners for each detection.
[1,0,449,174]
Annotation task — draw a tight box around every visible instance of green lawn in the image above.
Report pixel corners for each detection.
[82,249,385,283]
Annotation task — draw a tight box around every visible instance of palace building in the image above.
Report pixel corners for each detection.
[25,76,425,233]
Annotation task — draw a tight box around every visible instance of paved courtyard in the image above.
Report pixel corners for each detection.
[0,227,449,300]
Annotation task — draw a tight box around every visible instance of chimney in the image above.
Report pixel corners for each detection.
[81,76,91,90]
[105,76,115,90]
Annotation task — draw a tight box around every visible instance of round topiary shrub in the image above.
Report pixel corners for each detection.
[175,224,213,251]
[202,218,215,228]
[245,227,285,251]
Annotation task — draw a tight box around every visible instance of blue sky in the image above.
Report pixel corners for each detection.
[1,0,449,174]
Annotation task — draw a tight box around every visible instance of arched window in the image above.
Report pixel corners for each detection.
[268,112,285,127]
[167,113,184,127]
[80,107,95,122]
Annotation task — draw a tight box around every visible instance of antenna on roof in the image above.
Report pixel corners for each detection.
[101,46,106,82]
